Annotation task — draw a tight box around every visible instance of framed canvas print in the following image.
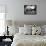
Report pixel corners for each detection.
[24,5,37,15]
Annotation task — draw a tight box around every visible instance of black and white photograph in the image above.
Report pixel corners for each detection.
[0,0,46,46]
[24,5,37,15]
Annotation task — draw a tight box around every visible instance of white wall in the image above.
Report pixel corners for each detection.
[0,0,46,22]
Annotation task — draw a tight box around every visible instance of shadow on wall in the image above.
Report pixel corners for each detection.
[5,20,46,27]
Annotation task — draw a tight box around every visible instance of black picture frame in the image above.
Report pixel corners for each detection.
[24,5,37,15]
